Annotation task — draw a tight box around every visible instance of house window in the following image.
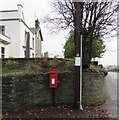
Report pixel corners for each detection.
[24,31,28,46]
[0,26,5,35]
[1,47,5,58]
[32,37,34,49]
[32,53,34,58]
[24,50,26,57]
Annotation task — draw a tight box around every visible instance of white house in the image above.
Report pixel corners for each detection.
[0,4,43,58]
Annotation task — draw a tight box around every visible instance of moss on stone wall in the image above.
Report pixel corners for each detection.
[2,71,106,114]
[82,72,107,106]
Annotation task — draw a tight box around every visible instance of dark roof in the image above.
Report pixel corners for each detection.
[30,27,43,41]
[30,27,40,34]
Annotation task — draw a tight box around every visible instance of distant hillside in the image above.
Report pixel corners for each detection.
[105,65,119,71]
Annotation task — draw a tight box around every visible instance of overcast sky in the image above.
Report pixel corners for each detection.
[0,0,118,66]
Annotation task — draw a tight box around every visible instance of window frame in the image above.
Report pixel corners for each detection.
[0,26,5,35]
[1,47,5,58]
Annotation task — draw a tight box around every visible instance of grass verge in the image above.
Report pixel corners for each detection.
[1,68,24,74]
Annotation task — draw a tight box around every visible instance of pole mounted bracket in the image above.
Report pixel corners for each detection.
[76,53,79,57]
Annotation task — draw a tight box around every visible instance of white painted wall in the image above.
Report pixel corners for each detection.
[0,20,21,57]
[0,4,36,58]
[19,21,35,58]
[35,31,42,57]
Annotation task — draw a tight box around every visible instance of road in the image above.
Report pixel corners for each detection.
[100,72,118,118]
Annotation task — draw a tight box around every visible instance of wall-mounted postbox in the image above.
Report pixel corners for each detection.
[49,69,58,88]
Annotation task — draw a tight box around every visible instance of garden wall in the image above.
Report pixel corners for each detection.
[2,71,107,114]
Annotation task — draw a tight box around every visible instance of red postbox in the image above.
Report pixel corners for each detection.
[49,69,58,88]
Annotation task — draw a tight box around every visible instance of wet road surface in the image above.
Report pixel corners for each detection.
[100,72,118,118]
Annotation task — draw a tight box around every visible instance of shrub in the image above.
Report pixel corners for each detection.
[40,59,51,68]
[103,70,108,76]
[89,64,108,76]
[5,60,19,70]
[24,62,42,72]
[51,58,60,67]
[90,64,100,73]
[66,58,74,66]
[57,59,68,66]
[50,58,74,67]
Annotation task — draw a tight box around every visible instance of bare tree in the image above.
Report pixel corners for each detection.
[43,0,118,66]
[43,0,75,32]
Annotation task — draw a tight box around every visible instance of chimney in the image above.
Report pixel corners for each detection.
[17,4,23,19]
[17,4,23,8]
[17,4,23,12]
[35,19,40,28]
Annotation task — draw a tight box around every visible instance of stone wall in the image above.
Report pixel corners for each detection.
[2,72,74,114]
[2,71,106,114]
[82,72,107,106]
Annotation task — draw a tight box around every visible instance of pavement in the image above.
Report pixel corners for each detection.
[100,72,118,118]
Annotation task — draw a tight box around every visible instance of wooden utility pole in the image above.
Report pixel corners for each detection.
[74,2,83,109]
